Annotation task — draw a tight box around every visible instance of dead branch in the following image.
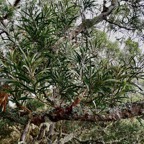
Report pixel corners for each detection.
[20,119,31,142]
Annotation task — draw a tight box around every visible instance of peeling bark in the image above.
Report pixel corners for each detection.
[30,101,144,124]
[0,101,144,125]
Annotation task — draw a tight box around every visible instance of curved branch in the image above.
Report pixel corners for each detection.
[51,0,119,52]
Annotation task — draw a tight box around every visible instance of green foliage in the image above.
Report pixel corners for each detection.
[108,1,144,32]
[26,99,45,111]
[0,1,14,18]
[0,119,13,139]
[0,1,143,108]
[125,38,140,56]
[0,0,144,143]
[102,119,144,143]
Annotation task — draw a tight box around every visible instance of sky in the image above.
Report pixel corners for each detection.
[7,0,14,4]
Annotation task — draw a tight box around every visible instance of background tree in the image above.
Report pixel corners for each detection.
[0,0,144,143]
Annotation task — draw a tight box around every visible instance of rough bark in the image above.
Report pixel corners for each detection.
[30,101,144,124]
[0,101,144,125]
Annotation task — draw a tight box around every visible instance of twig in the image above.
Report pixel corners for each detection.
[20,119,31,142]
[105,18,135,31]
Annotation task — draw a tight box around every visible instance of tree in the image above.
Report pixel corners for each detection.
[0,0,144,143]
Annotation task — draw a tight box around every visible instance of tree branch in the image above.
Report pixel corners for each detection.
[51,0,119,52]
[1,101,144,125]
[20,119,31,142]
[105,18,135,31]
[30,101,144,124]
